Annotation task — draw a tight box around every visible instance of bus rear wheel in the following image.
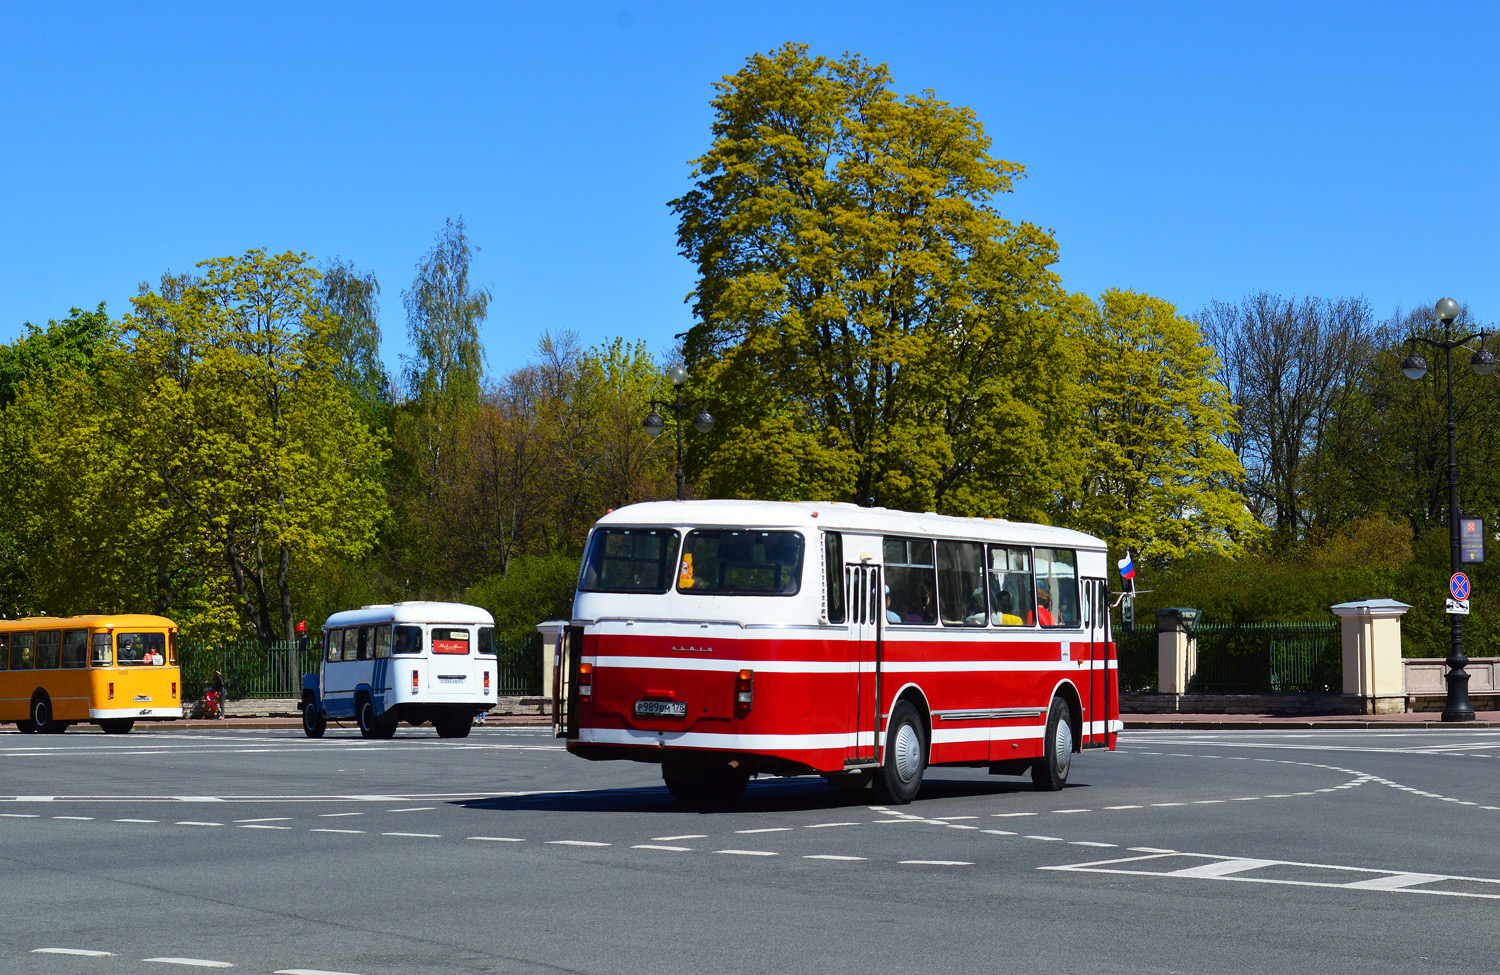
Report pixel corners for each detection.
[662,761,750,808]
[302,703,326,739]
[30,696,62,734]
[98,719,134,735]
[875,700,927,804]
[435,714,471,739]
[1031,696,1074,791]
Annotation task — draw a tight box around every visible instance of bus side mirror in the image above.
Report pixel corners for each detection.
[1121,595,1134,633]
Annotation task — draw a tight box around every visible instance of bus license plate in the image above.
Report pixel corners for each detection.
[634,700,686,719]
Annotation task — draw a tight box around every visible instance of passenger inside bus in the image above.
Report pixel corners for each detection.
[993,590,1024,626]
[885,586,900,624]
[1029,588,1055,626]
[903,585,934,624]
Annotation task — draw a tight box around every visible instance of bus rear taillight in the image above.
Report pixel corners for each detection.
[578,663,593,703]
[484,671,491,694]
[735,669,754,713]
[412,670,420,692]
[171,682,177,699]
[108,682,114,700]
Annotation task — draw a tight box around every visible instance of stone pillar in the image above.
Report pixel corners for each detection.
[535,620,567,701]
[1155,608,1199,695]
[1331,599,1411,714]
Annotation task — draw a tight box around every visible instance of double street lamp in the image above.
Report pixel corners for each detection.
[643,365,714,501]
[1400,297,1496,722]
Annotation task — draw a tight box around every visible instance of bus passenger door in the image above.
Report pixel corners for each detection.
[1084,578,1109,746]
[845,564,879,764]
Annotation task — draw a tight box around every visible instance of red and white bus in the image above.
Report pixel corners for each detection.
[555,500,1120,805]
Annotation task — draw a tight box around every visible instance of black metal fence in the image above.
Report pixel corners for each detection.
[179,632,545,701]
[1191,622,1342,694]
[1116,626,1160,692]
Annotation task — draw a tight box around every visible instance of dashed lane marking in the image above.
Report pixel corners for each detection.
[900,860,972,866]
[309,829,365,835]
[468,836,524,842]
[1,813,39,818]
[32,948,116,957]
[239,824,292,830]
[805,854,866,861]
[175,821,223,827]
[114,818,157,823]
[143,958,235,968]
[387,807,435,813]
[382,832,442,838]
[805,822,860,828]
[1024,835,1063,842]
[52,816,93,820]
[235,817,292,823]
[992,812,1036,818]
[547,840,609,847]
[276,969,366,975]
[633,844,692,852]
[652,834,705,841]
[1043,852,1500,900]
[319,812,363,818]
[735,827,791,834]
[717,849,777,856]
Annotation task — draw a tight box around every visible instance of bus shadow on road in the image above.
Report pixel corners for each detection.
[453,774,1086,815]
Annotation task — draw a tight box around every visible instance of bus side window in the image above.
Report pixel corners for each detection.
[342,629,358,662]
[356,627,371,661]
[12,632,35,670]
[61,629,88,668]
[884,536,937,625]
[36,631,61,669]
[937,540,986,627]
[824,532,844,624]
[1036,548,1080,628]
[325,630,341,664]
[375,626,392,659]
[393,626,423,655]
[477,627,495,656]
[90,632,112,667]
[0,633,8,671]
[988,545,1033,626]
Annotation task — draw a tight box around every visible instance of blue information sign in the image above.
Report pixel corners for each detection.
[1461,517,1485,563]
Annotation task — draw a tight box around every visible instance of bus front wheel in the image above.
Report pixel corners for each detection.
[302,703,326,739]
[357,697,381,739]
[875,700,927,804]
[30,696,62,734]
[1031,696,1074,791]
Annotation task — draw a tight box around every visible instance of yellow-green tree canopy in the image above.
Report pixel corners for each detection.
[1062,289,1262,561]
[672,44,1079,519]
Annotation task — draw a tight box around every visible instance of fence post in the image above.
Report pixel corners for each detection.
[1330,599,1411,714]
[1154,608,1200,697]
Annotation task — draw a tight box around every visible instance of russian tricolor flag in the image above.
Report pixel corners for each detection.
[1117,552,1135,581]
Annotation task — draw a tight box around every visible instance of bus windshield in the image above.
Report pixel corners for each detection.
[578,528,680,593]
[677,530,804,596]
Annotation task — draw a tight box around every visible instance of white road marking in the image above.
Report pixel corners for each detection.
[1052,809,1090,814]
[940,815,979,820]
[805,854,866,861]
[735,827,791,834]
[52,815,93,820]
[1130,847,1177,853]
[1105,805,1141,810]
[1070,841,1117,847]
[1024,835,1063,842]
[1167,858,1279,878]
[547,840,609,847]
[805,822,860,828]
[634,844,692,851]
[176,821,223,827]
[144,958,235,968]
[310,829,365,835]
[652,834,706,841]
[983,829,1016,836]
[382,832,442,838]
[717,849,777,856]
[1,813,39,818]
[900,860,972,866]
[32,948,116,957]
[469,836,525,842]
[276,969,366,975]
[387,806,435,812]
[991,812,1036,817]
[114,818,158,823]
[319,812,363,818]
[239,824,291,830]
[235,817,292,823]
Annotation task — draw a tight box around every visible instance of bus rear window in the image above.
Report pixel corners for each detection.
[117,633,166,666]
[432,628,471,654]
[579,528,680,593]
[678,530,804,596]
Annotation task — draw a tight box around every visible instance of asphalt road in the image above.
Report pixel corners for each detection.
[5,725,1500,975]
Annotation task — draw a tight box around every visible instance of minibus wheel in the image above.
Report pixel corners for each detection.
[1031,696,1074,791]
[435,714,471,739]
[875,700,927,804]
[99,719,134,735]
[302,704,326,739]
[356,696,380,739]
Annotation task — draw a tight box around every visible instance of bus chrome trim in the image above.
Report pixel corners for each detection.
[577,727,878,751]
[934,707,1047,722]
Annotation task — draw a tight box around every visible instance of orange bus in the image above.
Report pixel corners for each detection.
[0,614,183,734]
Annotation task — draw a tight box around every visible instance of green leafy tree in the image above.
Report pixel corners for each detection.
[318,258,388,406]
[1062,290,1262,562]
[126,249,389,643]
[0,303,113,408]
[401,217,488,408]
[672,44,1078,518]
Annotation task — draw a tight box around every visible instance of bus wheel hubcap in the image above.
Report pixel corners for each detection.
[1055,718,1073,774]
[893,723,921,782]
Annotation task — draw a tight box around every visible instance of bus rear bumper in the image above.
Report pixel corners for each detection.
[89,707,184,719]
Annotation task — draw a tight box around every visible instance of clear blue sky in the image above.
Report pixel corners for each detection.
[4,2,1497,378]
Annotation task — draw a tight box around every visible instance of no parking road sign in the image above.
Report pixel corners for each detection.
[1448,572,1471,615]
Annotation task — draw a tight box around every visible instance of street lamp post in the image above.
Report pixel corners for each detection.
[642,365,714,501]
[1401,297,1496,723]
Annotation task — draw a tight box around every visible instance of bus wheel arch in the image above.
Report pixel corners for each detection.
[876,695,930,805]
[1049,680,1084,754]
[889,684,933,765]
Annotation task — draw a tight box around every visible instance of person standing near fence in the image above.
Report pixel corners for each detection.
[211,670,227,720]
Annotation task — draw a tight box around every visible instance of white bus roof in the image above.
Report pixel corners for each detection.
[594,500,1106,552]
[323,601,495,629]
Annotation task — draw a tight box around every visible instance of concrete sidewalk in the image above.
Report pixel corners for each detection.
[1122,710,1500,730]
